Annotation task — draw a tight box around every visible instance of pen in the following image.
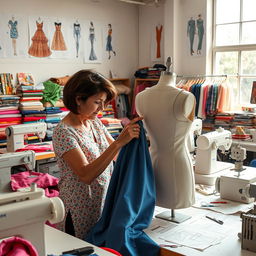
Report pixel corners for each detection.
[210,201,228,204]
[205,215,224,225]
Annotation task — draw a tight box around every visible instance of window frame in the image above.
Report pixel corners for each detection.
[212,0,256,105]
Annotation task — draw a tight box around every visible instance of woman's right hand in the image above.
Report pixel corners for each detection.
[115,116,143,147]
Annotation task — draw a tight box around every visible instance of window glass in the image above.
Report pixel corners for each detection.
[242,0,256,21]
[215,52,238,74]
[241,51,256,75]
[241,22,256,44]
[240,77,256,103]
[216,0,240,24]
[227,77,239,107]
[214,0,256,107]
[216,24,239,46]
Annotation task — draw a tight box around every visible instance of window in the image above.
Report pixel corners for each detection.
[213,0,256,108]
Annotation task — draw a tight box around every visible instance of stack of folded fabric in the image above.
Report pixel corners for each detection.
[100,117,123,139]
[17,84,44,113]
[44,107,69,141]
[0,95,21,148]
[100,103,115,118]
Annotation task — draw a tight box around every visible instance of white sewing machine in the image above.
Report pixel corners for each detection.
[187,118,202,153]
[0,151,35,193]
[6,122,47,152]
[194,127,233,185]
[215,144,256,204]
[215,166,256,204]
[0,185,65,256]
[240,182,256,252]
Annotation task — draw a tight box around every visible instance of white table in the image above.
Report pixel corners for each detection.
[147,204,256,256]
[232,140,256,153]
[45,225,115,255]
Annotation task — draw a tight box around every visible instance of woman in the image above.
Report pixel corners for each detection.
[52,70,142,239]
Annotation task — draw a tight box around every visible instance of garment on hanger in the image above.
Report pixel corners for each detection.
[178,76,230,119]
[86,121,160,256]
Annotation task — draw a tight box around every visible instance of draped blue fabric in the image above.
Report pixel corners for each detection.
[86,121,160,256]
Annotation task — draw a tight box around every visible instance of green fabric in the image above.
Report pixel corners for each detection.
[42,80,61,106]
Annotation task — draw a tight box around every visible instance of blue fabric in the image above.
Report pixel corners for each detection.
[86,120,160,256]
[250,159,256,167]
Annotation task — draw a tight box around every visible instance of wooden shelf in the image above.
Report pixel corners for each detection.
[109,78,130,90]
[132,78,159,117]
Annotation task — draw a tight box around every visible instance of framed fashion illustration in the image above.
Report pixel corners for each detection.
[28,16,52,58]
[48,17,73,59]
[83,20,103,64]
[150,23,163,62]
[186,13,205,57]
[0,14,28,58]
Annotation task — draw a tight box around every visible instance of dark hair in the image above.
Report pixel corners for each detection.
[63,70,117,114]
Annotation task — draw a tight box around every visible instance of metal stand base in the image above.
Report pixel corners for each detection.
[155,210,191,223]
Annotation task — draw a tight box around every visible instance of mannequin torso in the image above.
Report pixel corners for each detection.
[135,73,196,209]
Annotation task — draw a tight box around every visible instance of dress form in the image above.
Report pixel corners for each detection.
[135,57,196,223]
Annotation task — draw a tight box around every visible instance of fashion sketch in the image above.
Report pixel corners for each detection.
[73,21,81,58]
[155,24,163,58]
[8,16,18,56]
[187,17,195,55]
[51,22,67,51]
[106,23,116,59]
[28,18,51,57]
[89,21,97,60]
[196,14,204,55]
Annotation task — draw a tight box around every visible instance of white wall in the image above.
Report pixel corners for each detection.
[175,0,207,76]
[0,0,139,84]
[139,0,209,76]
[138,3,164,67]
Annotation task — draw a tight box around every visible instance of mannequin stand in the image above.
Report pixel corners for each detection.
[155,209,191,223]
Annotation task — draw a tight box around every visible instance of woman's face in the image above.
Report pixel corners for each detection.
[78,92,107,119]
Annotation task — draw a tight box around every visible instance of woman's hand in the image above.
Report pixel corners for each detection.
[115,116,143,147]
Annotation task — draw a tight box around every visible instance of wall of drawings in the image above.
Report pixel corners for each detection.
[0,14,118,63]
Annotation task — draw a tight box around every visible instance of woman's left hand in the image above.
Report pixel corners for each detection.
[115,116,143,147]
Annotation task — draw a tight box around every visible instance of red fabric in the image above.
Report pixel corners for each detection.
[0,236,38,256]
[15,144,53,153]
[0,117,22,121]
[23,117,46,121]
[11,171,59,197]
[100,247,122,256]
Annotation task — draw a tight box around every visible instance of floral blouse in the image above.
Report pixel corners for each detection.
[52,117,113,239]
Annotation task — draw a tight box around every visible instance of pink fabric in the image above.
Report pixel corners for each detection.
[11,171,59,197]
[15,144,53,153]
[0,236,38,256]
[0,110,20,115]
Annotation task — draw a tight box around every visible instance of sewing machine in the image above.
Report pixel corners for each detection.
[194,127,233,185]
[215,144,256,204]
[239,182,256,252]
[0,151,35,193]
[187,118,202,153]
[6,122,47,152]
[0,185,65,255]
[215,166,256,203]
